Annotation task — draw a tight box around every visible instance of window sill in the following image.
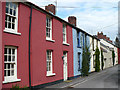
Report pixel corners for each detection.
[63,42,70,46]
[3,79,21,84]
[4,29,21,35]
[46,38,55,43]
[46,73,56,77]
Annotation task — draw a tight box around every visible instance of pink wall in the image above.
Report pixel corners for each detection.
[0,1,2,90]
[2,3,30,88]
[31,8,73,86]
[2,2,73,88]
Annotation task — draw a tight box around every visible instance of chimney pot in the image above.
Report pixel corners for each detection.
[68,16,77,26]
[45,4,56,15]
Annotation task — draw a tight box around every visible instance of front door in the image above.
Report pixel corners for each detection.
[63,52,68,81]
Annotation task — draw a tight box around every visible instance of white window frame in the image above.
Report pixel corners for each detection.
[4,2,21,35]
[46,17,52,40]
[63,24,67,43]
[3,46,21,83]
[46,50,55,76]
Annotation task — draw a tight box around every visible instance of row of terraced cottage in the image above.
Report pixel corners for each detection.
[0,1,120,89]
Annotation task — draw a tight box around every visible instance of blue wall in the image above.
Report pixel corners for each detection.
[72,28,91,76]
[72,28,82,76]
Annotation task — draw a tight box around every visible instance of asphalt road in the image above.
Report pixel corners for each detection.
[68,65,119,88]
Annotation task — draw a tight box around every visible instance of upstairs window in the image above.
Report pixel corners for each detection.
[5,2,18,33]
[63,24,67,43]
[77,31,80,47]
[92,38,95,51]
[46,17,52,40]
[80,33,83,48]
[85,34,87,46]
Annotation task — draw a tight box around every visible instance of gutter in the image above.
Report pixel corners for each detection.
[28,5,32,89]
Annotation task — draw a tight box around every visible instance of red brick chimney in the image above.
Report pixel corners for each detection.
[97,32,112,43]
[68,16,77,26]
[45,4,56,15]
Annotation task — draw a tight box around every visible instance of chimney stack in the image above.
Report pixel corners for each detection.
[45,4,56,15]
[68,16,77,26]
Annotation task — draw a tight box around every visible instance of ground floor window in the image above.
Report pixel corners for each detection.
[3,46,19,83]
[78,53,81,71]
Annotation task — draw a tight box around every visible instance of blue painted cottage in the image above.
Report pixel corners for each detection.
[68,16,98,77]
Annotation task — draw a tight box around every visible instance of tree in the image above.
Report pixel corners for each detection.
[101,50,104,70]
[112,50,115,66]
[95,47,100,72]
[81,46,91,76]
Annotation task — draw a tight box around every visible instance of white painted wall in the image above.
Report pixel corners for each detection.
[100,39,118,66]
[90,37,101,72]
[100,44,113,69]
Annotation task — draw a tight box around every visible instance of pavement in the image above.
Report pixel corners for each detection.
[41,65,120,89]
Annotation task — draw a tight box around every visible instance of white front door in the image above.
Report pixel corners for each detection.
[63,52,68,81]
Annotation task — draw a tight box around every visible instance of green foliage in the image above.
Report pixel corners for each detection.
[95,47,100,72]
[101,50,104,70]
[112,50,115,66]
[11,84,29,90]
[81,45,91,76]
[11,84,20,90]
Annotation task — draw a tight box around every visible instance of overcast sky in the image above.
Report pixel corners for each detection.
[28,0,119,41]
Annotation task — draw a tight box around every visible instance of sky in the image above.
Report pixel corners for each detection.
[28,0,119,41]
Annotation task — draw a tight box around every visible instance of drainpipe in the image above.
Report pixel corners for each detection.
[28,5,32,89]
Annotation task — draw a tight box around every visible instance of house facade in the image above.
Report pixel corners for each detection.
[68,16,92,77]
[1,2,74,88]
[100,39,118,68]
[89,36,101,72]
[100,42,113,69]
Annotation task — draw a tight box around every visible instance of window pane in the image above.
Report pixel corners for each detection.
[13,4,16,9]
[6,2,9,7]
[10,9,12,15]
[49,62,51,71]
[10,3,13,9]
[5,15,7,21]
[4,70,6,76]
[8,22,11,28]
[12,24,15,29]
[9,48,11,54]
[4,64,6,69]
[8,56,11,61]
[11,70,14,76]
[6,64,8,69]
[13,10,16,16]
[4,48,7,54]
[8,70,10,76]
[12,17,15,23]
[12,56,15,61]
[4,55,7,61]
[11,64,14,68]
[5,22,7,28]
[8,64,10,69]
[12,49,15,54]
[6,7,8,13]
[8,16,11,22]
